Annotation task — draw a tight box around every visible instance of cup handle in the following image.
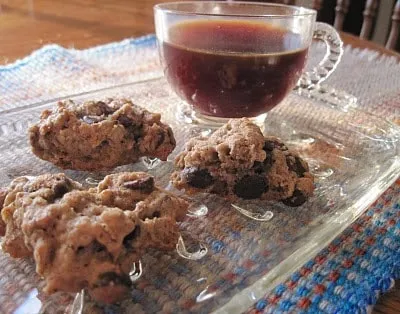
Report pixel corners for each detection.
[296,22,343,90]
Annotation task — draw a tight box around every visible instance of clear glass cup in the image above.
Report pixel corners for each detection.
[154,1,343,126]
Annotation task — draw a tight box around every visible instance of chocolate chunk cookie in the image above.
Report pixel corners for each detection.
[171,118,314,206]
[29,98,176,171]
[0,172,188,303]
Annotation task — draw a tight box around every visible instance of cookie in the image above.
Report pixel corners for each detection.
[0,172,188,303]
[29,98,176,171]
[171,118,314,206]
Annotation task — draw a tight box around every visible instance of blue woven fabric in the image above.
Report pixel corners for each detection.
[246,182,399,314]
[0,35,161,111]
[0,36,399,313]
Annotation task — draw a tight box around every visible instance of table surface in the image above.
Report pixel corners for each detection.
[0,0,398,313]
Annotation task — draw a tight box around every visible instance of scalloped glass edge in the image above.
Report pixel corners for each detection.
[214,160,399,313]
[1,77,399,314]
[0,75,358,116]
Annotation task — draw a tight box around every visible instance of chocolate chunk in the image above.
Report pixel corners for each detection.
[133,127,143,141]
[82,115,103,124]
[124,124,143,141]
[264,139,288,152]
[295,157,308,174]
[287,156,308,177]
[167,127,176,146]
[234,175,268,199]
[253,161,265,174]
[96,101,114,116]
[123,226,141,249]
[53,182,70,199]
[156,132,165,147]
[253,153,273,174]
[152,211,160,218]
[282,189,307,207]
[91,241,107,253]
[183,168,214,189]
[264,153,273,172]
[100,140,109,147]
[76,241,107,256]
[117,116,133,127]
[141,211,161,221]
[123,176,154,193]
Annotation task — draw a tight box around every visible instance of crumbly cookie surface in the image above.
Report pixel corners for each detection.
[0,172,188,303]
[172,118,314,206]
[29,98,176,171]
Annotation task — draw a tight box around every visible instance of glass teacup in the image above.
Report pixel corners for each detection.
[154,1,343,125]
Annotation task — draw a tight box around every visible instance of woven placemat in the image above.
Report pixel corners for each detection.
[246,180,399,314]
[0,35,399,313]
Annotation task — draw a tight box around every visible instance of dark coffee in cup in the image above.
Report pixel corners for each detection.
[161,20,308,118]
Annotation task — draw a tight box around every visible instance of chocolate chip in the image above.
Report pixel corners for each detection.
[123,226,141,248]
[141,211,161,221]
[263,141,275,152]
[156,132,165,147]
[125,124,143,141]
[123,176,154,193]
[253,153,273,174]
[82,115,103,124]
[76,241,107,255]
[96,272,131,287]
[234,175,268,199]
[264,139,288,152]
[282,189,307,207]
[287,156,308,177]
[117,116,133,127]
[100,140,109,147]
[253,161,265,174]
[96,101,114,116]
[183,167,214,189]
[53,182,70,199]
[167,127,176,145]
[92,241,106,253]
[296,157,308,174]
[133,127,143,141]
[264,153,273,172]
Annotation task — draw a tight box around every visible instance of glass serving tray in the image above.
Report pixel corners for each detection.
[0,77,399,314]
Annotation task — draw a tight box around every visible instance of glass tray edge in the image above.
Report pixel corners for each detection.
[214,158,400,314]
[1,77,399,313]
[0,77,396,132]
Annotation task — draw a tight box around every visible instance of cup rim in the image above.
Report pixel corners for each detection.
[154,1,316,18]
